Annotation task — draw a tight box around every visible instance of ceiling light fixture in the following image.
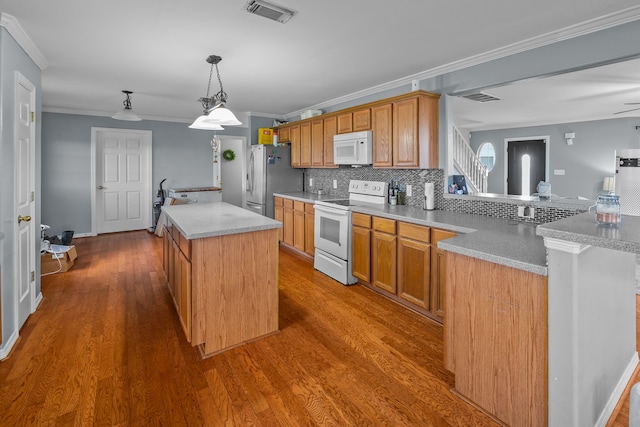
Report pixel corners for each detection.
[112,90,142,121]
[189,55,241,129]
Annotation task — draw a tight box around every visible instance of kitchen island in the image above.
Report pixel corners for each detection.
[161,202,281,358]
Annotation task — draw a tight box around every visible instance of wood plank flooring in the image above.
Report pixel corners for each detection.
[0,230,635,425]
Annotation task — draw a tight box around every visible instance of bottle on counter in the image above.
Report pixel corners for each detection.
[389,179,397,205]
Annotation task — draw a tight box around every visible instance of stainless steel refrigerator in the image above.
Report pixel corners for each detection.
[246,144,303,218]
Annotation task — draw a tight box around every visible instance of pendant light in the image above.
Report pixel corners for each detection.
[190,55,242,129]
[112,90,142,121]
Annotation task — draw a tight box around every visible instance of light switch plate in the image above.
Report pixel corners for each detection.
[406,185,412,196]
[333,179,337,189]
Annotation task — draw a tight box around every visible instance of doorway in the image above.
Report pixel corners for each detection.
[219,136,247,208]
[15,72,37,328]
[505,137,548,196]
[91,128,152,234]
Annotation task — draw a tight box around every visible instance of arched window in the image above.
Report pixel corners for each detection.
[477,142,496,172]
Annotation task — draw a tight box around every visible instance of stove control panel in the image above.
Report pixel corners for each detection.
[348,180,388,197]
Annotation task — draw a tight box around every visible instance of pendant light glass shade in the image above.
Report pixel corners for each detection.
[188,114,225,130]
[201,105,242,126]
[112,90,141,121]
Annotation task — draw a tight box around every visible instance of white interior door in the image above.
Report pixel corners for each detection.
[92,128,152,234]
[15,72,36,328]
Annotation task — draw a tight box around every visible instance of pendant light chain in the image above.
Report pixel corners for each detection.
[214,63,227,103]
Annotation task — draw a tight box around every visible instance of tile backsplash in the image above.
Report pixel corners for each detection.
[305,167,585,223]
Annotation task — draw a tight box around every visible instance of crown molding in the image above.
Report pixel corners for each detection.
[0,13,48,70]
[285,5,640,119]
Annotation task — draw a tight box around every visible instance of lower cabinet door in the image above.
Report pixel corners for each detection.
[352,226,371,282]
[372,231,396,293]
[397,237,430,309]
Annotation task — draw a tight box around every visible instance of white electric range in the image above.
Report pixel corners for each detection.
[313,180,387,285]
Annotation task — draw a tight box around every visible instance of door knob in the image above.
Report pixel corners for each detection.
[98,185,105,189]
[18,215,32,224]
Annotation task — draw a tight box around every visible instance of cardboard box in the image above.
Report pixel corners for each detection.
[258,128,273,145]
[41,245,78,274]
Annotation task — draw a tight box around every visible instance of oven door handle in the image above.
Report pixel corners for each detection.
[314,204,350,216]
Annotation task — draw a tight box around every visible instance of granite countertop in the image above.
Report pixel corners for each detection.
[537,212,640,254]
[162,202,281,240]
[275,191,548,275]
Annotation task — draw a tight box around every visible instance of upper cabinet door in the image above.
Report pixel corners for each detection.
[337,113,353,134]
[393,97,420,168]
[290,125,301,168]
[300,122,311,167]
[353,108,371,131]
[311,119,324,167]
[372,104,393,167]
[323,116,338,167]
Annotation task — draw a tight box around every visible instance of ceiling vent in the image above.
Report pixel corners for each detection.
[461,92,501,102]
[245,0,297,23]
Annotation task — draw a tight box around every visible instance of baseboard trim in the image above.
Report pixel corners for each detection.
[0,330,20,360]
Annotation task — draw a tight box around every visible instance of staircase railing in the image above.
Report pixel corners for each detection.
[452,124,488,194]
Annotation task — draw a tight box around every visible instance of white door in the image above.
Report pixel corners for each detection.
[15,73,36,328]
[92,128,152,234]
[220,137,247,208]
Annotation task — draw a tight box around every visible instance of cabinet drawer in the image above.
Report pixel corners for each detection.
[372,216,396,234]
[283,198,294,209]
[274,196,283,206]
[352,212,371,228]
[305,203,315,214]
[432,228,457,244]
[398,222,430,243]
[294,201,305,211]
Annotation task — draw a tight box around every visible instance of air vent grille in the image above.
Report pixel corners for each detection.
[461,92,501,102]
[245,0,297,23]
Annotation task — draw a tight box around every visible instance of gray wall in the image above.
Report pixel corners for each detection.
[469,118,640,199]
[41,113,252,236]
[0,27,42,350]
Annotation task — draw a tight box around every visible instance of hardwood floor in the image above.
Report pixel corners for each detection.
[1,231,498,426]
[0,230,634,425]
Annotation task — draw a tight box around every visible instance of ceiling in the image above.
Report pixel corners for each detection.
[451,56,640,132]
[2,0,640,126]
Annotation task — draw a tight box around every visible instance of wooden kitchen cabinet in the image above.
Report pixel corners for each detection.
[282,198,294,246]
[293,201,305,251]
[351,213,372,282]
[274,197,284,242]
[163,222,192,342]
[300,122,312,167]
[371,217,397,294]
[304,203,315,256]
[397,222,431,310]
[353,108,371,131]
[393,97,420,168]
[371,103,393,167]
[311,119,324,167]
[323,116,338,167]
[430,229,457,319]
[277,196,314,258]
[290,125,301,168]
[278,126,290,143]
[337,112,353,134]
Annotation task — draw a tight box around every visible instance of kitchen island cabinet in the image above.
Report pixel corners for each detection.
[162,202,281,358]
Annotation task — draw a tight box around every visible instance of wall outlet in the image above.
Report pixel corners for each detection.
[309,178,313,186]
[518,205,535,219]
[333,179,338,189]
[406,184,412,197]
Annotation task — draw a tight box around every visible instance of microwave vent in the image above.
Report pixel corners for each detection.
[245,0,297,23]
[461,92,501,102]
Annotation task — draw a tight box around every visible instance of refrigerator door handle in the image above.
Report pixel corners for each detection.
[248,150,254,194]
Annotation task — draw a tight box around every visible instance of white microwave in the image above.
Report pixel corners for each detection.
[333,131,373,165]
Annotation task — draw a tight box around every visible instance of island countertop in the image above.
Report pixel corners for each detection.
[162,202,281,240]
